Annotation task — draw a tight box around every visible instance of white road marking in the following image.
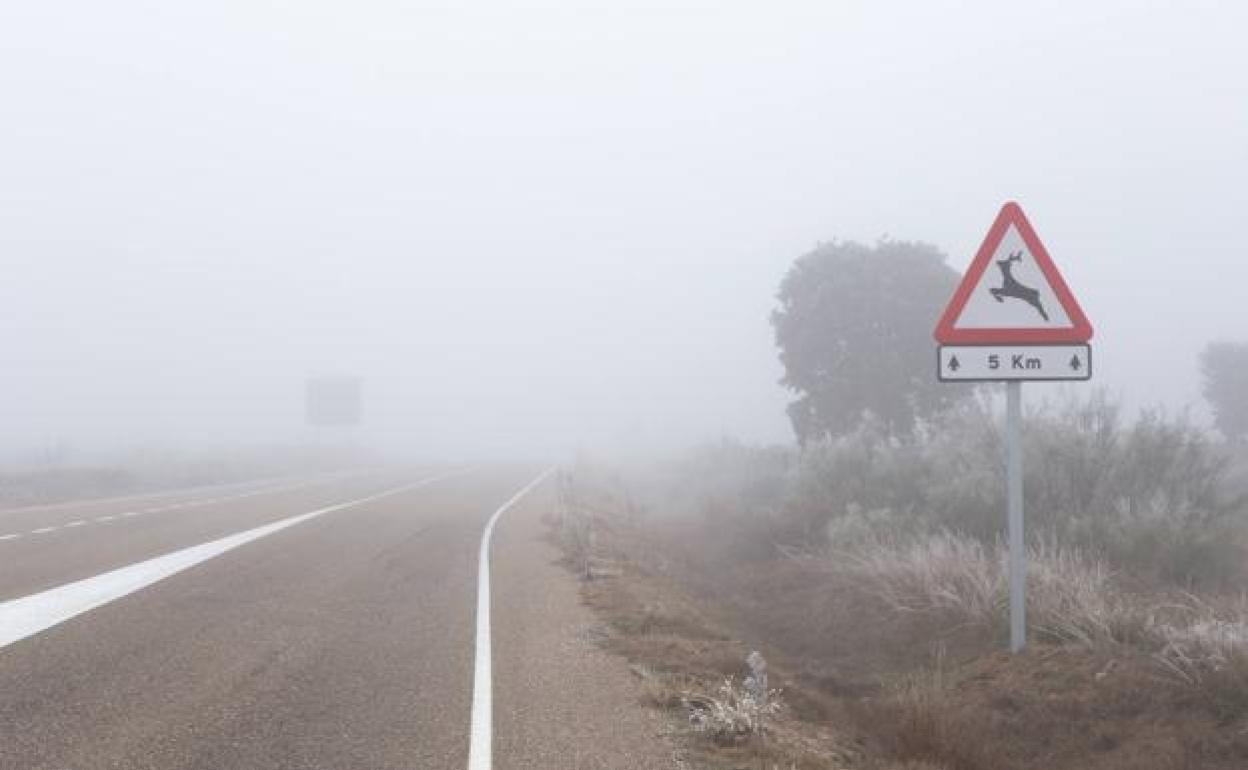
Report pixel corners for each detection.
[0,534,19,541]
[0,488,202,516]
[0,475,316,517]
[0,475,450,650]
[0,473,386,546]
[466,468,555,770]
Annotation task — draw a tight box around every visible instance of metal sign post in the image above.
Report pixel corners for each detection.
[934,202,1094,653]
[1006,381,1025,653]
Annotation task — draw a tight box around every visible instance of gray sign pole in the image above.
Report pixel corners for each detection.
[1006,380,1026,652]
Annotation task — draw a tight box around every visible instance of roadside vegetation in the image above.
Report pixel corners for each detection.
[553,396,1248,768]
[551,232,1248,769]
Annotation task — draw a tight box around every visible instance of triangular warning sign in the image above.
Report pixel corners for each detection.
[934,202,1093,344]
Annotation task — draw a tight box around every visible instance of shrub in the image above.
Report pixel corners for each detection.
[685,673,783,745]
[787,393,1248,590]
[641,394,1247,590]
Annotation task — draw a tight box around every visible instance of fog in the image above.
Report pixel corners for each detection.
[2,1,1246,461]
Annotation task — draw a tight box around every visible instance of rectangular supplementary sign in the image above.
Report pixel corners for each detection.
[938,344,1092,382]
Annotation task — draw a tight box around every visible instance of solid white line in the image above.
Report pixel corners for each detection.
[0,475,449,650]
[0,534,19,541]
[466,468,555,770]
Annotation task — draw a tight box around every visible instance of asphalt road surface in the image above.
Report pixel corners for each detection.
[0,466,672,770]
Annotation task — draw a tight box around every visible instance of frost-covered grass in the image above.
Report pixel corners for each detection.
[1154,598,1248,698]
[685,673,783,744]
[829,532,1146,646]
[827,529,1248,692]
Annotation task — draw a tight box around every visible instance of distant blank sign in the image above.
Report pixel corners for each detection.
[305,377,362,426]
[938,345,1091,382]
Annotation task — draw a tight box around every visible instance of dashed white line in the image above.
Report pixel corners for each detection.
[466,468,555,770]
[0,475,371,546]
[0,475,451,650]
[0,534,20,541]
[0,475,313,517]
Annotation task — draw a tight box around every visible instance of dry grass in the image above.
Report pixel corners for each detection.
[856,658,1005,770]
[579,570,860,770]
[828,533,1147,647]
[558,465,859,769]
[1153,599,1248,720]
[830,531,1248,669]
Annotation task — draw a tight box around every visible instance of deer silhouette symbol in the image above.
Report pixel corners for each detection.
[989,251,1049,321]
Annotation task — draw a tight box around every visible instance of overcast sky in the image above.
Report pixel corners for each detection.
[1,1,1245,461]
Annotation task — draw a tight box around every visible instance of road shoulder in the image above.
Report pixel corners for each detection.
[491,483,681,770]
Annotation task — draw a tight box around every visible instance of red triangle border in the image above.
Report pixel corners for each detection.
[934,202,1093,344]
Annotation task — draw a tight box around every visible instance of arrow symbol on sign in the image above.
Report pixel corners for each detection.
[1070,355,1082,371]
[949,355,961,372]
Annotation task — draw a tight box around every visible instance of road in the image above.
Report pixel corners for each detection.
[0,467,672,770]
